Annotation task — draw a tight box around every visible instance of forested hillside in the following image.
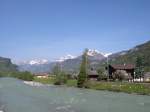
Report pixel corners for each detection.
[108,41,150,72]
[0,57,18,72]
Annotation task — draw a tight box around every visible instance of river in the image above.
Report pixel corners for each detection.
[0,78,150,112]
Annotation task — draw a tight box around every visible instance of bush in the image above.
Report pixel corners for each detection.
[11,71,34,81]
[0,71,34,81]
[112,70,128,81]
[54,81,62,85]
[98,74,107,81]
[97,68,108,81]
[54,71,68,85]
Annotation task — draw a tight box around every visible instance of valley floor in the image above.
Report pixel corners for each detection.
[33,77,150,95]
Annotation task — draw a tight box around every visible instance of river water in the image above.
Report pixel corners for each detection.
[0,78,150,112]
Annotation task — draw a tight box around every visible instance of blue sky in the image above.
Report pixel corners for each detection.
[0,0,150,62]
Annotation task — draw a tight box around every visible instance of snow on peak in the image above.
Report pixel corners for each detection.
[87,49,100,56]
[30,59,49,65]
[20,59,49,65]
[55,54,76,62]
[103,53,112,57]
[87,49,111,57]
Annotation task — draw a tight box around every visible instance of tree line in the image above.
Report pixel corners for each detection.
[52,49,146,88]
[0,71,34,81]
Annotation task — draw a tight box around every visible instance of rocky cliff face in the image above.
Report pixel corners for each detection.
[0,57,18,72]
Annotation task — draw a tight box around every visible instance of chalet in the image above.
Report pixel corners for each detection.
[108,64,135,79]
[87,68,99,80]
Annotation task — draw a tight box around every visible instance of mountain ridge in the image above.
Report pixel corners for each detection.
[18,49,109,73]
[0,56,18,72]
[18,41,150,73]
[107,40,150,72]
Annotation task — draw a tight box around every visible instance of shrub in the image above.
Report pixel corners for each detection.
[11,71,34,81]
[54,71,68,85]
[97,68,108,81]
[113,70,128,81]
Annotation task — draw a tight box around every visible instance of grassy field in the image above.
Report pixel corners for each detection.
[34,77,55,84]
[33,77,150,95]
[86,81,150,95]
[66,79,77,87]
[34,77,77,86]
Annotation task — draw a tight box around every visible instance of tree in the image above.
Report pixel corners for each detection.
[52,64,60,76]
[11,71,34,81]
[135,56,144,81]
[52,64,61,85]
[52,64,68,85]
[77,49,88,88]
[112,70,127,81]
[60,71,68,84]
[97,68,107,81]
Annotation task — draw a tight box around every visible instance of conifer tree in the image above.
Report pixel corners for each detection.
[52,64,61,85]
[77,49,88,88]
[135,56,144,81]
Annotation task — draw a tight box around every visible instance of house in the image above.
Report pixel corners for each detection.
[108,64,135,79]
[144,72,150,82]
[87,68,99,80]
[34,73,49,78]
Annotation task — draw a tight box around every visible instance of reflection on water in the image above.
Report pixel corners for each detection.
[0,78,150,112]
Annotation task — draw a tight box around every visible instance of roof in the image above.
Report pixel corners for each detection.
[110,64,135,70]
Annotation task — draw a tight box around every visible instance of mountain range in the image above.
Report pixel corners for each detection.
[16,40,150,73]
[18,49,110,73]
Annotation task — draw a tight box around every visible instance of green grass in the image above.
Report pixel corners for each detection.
[33,77,150,95]
[86,81,150,95]
[33,77,55,84]
[66,79,77,87]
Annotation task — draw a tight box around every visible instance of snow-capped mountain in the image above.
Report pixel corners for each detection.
[53,49,111,72]
[87,49,111,57]
[29,59,49,65]
[55,54,76,62]
[103,53,112,57]
[18,59,52,73]
[87,49,100,56]
[18,49,111,73]
[17,40,150,74]
[19,59,49,65]
[55,49,110,62]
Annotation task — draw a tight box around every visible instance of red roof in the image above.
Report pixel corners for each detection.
[110,64,135,70]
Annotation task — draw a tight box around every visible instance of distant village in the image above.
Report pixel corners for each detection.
[34,63,150,83]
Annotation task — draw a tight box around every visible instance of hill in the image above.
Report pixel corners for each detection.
[0,57,18,72]
[108,41,150,72]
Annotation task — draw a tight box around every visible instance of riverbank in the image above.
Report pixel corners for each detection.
[33,78,150,95]
[23,81,44,86]
[86,81,150,95]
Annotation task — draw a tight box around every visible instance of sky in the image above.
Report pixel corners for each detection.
[0,0,150,63]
